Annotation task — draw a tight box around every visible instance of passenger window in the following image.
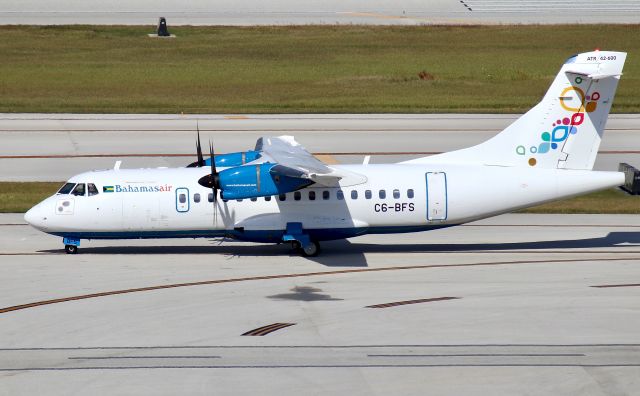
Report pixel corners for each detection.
[337,190,344,200]
[365,190,372,199]
[87,183,99,196]
[265,196,272,201]
[351,190,358,199]
[393,189,400,199]
[71,183,86,196]
[179,193,186,204]
[379,189,386,199]
[57,183,75,195]
[194,193,201,203]
[294,191,301,201]
[309,191,316,201]
[278,193,286,201]
[323,191,330,200]
[208,193,214,202]
[407,189,414,199]
[250,197,257,202]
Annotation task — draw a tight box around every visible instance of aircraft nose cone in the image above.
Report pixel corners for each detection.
[24,204,47,230]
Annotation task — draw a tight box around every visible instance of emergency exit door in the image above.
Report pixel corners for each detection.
[426,172,447,221]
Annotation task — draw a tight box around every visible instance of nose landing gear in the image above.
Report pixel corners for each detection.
[63,237,80,254]
[64,244,78,254]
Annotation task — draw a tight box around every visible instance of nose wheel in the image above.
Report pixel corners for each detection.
[64,244,78,254]
[62,237,80,254]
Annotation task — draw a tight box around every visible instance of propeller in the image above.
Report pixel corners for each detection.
[198,141,220,226]
[187,121,205,168]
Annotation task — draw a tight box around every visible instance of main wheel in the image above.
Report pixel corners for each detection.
[301,241,320,257]
[65,244,78,254]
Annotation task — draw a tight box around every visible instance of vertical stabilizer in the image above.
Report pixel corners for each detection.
[406,51,626,170]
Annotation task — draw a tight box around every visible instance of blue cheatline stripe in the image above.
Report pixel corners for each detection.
[49,224,454,243]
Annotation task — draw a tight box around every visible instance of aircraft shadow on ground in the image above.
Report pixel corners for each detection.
[38,232,640,268]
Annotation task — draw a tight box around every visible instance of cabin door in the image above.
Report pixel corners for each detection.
[426,172,447,221]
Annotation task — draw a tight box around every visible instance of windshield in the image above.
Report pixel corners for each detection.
[88,183,99,196]
[71,183,86,196]
[57,183,75,195]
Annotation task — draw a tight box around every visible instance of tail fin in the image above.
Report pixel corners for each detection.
[406,51,626,170]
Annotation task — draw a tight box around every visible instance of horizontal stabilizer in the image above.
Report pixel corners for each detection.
[565,70,622,79]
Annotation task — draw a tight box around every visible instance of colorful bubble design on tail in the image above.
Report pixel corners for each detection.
[516,77,601,166]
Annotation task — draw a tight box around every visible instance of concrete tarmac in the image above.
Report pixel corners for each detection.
[2,0,639,25]
[1,113,640,181]
[1,213,640,394]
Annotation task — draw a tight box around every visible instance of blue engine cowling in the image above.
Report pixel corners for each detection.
[205,151,261,167]
[218,163,313,200]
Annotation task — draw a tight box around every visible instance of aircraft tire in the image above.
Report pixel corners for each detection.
[65,244,78,254]
[301,241,320,257]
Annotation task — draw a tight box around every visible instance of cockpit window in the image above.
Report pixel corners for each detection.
[71,183,86,196]
[88,183,99,196]
[57,183,75,195]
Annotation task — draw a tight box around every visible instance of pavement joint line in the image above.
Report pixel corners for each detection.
[3,364,640,371]
[367,353,587,357]
[68,356,222,359]
[2,344,640,351]
[591,283,640,288]
[1,256,639,315]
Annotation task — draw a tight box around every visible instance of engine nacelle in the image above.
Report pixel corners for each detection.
[218,163,312,200]
[208,151,261,167]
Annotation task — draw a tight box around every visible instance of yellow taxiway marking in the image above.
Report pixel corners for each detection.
[313,154,339,164]
[224,115,249,120]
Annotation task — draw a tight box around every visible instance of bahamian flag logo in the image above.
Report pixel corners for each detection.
[103,186,114,193]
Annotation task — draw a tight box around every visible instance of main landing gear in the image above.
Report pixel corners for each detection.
[291,240,321,257]
[283,222,320,257]
[301,240,320,257]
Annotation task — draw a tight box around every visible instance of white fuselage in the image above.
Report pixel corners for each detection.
[25,163,624,243]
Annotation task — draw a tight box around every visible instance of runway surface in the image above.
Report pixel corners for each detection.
[1,0,639,25]
[1,113,639,181]
[1,213,640,394]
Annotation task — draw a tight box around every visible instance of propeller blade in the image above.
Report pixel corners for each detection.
[196,125,204,167]
[210,141,217,175]
[186,123,205,168]
[209,141,218,227]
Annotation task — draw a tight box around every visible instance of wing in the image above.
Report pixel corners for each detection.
[254,136,366,186]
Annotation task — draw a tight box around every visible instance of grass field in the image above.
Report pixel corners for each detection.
[0,182,62,213]
[2,182,637,214]
[1,25,640,114]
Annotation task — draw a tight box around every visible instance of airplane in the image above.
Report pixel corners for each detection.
[24,50,627,257]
